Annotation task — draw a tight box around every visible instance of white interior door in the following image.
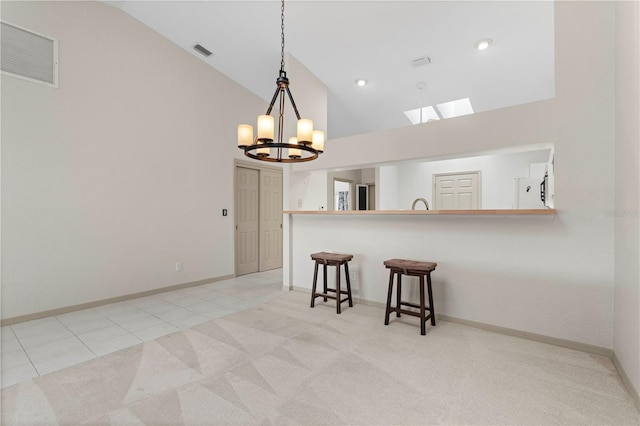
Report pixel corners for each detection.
[434,171,481,210]
[236,167,259,275]
[259,169,283,271]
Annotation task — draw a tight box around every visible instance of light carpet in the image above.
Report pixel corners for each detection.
[2,291,639,425]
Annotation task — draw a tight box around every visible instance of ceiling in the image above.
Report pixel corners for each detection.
[105,1,555,140]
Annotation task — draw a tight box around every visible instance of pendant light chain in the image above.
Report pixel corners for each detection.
[280,0,285,72]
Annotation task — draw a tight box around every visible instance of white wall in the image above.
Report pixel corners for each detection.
[614,0,640,401]
[388,149,550,210]
[1,1,266,319]
[288,1,616,349]
[377,165,400,210]
[290,170,328,211]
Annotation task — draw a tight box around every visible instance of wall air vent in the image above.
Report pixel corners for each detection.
[1,21,58,87]
[193,44,213,57]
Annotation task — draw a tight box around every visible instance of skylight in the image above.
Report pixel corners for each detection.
[404,98,474,125]
[403,106,440,125]
[435,98,474,119]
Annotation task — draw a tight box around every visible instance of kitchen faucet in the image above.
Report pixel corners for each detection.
[412,198,429,210]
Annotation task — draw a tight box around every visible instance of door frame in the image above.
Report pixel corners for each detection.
[233,160,283,276]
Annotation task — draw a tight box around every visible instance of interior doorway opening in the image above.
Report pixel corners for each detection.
[333,178,353,211]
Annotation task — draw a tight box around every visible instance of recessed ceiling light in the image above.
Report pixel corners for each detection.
[355,78,367,87]
[474,38,493,51]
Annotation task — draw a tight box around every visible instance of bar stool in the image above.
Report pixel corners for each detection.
[383,258,437,335]
[310,252,354,314]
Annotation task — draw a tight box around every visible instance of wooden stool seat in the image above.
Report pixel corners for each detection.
[383,259,437,274]
[311,252,353,264]
[310,252,354,314]
[384,258,437,335]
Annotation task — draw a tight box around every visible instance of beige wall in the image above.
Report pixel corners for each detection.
[288,1,617,351]
[614,0,640,400]
[1,1,266,319]
[285,54,328,140]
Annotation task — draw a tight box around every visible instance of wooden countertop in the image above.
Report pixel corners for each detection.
[284,209,556,216]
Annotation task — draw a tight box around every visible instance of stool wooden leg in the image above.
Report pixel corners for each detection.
[396,273,402,317]
[336,262,341,314]
[419,275,426,335]
[310,262,319,308]
[344,261,353,307]
[384,270,394,325]
[323,263,328,302]
[427,272,436,326]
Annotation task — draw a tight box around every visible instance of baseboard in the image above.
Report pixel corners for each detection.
[292,286,312,295]
[438,314,613,357]
[613,352,640,413]
[292,287,612,357]
[1,274,235,326]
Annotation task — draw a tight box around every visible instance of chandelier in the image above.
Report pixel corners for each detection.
[237,0,324,163]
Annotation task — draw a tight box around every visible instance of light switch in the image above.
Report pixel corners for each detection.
[222,209,227,216]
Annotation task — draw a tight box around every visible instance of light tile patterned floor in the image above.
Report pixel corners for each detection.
[0,269,284,388]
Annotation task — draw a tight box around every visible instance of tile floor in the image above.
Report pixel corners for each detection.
[0,269,285,389]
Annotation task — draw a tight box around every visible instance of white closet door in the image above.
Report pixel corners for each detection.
[236,167,259,275]
[259,169,283,271]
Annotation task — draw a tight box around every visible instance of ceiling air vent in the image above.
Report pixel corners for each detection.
[1,21,58,87]
[410,56,432,67]
[193,44,213,57]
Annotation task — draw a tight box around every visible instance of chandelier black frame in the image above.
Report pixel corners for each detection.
[237,0,324,163]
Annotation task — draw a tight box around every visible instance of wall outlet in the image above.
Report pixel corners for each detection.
[175,262,183,272]
[297,199,303,208]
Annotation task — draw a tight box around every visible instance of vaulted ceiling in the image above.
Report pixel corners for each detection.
[105,1,555,140]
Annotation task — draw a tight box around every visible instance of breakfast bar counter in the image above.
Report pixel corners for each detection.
[284,209,556,216]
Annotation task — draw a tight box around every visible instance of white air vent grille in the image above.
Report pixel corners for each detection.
[1,21,58,87]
